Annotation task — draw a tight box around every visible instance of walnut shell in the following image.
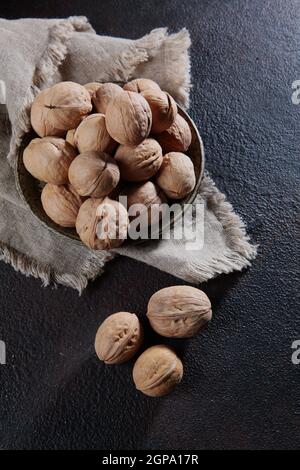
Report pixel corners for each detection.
[141,89,177,133]
[93,83,123,114]
[133,345,183,397]
[68,151,120,198]
[122,181,166,227]
[74,114,116,154]
[95,312,143,364]
[84,82,101,98]
[123,78,161,94]
[155,114,192,153]
[23,137,76,184]
[156,152,196,199]
[41,183,82,227]
[31,82,92,137]
[76,197,129,250]
[66,129,77,148]
[147,286,212,338]
[115,138,162,181]
[105,91,152,146]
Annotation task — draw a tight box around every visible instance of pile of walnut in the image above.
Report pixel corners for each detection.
[95,285,212,397]
[24,79,195,249]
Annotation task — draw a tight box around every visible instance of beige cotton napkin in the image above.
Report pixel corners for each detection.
[0,16,257,292]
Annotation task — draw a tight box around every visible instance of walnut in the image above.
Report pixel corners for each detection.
[23,137,76,184]
[114,138,162,181]
[105,91,152,146]
[122,181,166,227]
[68,151,120,198]
[74,114,116,154]
[76,197,129,250]
[30,82,92,137]
[141,89,177,133]
[123,78,161,93]
[156,152,196,199]
[95,312,143,364]
[147,286,212,338]
[93,83,123,114]
[133,345,183,397]
[155,114,192,153]
[66,129,77,148]
[84,82,101,98]
[41,183,82,227]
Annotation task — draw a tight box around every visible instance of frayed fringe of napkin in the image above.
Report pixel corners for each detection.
[185,174,258,282]
[0,240,111,293]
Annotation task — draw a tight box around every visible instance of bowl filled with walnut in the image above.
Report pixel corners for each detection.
[16,79,205,249]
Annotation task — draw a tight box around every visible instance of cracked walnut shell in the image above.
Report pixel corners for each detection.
[133,345,183,397]
[147,286,212,338]
[30,82,92,137]
[105,91,152,146]
[23,137,76,184]
[95,312,143,364]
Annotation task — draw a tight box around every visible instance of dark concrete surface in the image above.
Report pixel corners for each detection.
[0,0,299,450]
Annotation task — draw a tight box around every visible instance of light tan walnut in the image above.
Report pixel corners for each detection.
[95,312,143,364]
[41,183,82,227]
[156,152,196,199]
[23,137,76,184]
[76,197,129,250]
[105,91,152,146]
[133,345,183,397]
[147,286,212,338]
[30,81,92,137]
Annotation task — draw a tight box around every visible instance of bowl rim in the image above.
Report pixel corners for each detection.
[15,104,205,245]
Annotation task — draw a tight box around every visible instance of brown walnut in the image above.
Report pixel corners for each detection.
[41,183,82,227]
[95,312,143,364]
[147,286,212,338]
[141,89,177,133]
[30,81,92,137]
[156,152,196,199]
[133,345,183,397]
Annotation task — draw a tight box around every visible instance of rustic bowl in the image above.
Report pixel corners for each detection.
[16,105,205,245]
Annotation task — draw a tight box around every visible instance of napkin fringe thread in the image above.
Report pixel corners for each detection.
[0,240,109,293]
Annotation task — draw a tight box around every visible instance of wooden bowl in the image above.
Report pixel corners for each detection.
[16,106,205,245]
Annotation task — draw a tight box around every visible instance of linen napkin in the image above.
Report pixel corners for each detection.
[0,16,257,292]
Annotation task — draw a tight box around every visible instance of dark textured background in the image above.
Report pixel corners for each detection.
[0,0,299,450]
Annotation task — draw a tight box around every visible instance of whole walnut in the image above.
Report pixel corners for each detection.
[68,151,120,198]
[122,181,166,227]
[115,138,162,181]
[123,78,161,94]
[155,114,192,153]
[93,83,123,114]
[66,129,77,148]
[84,82,101,98]
[105,91,152,146]
[141,89,177,133]
[41,183,82,227]
[23,137,76,184]
[95,312,143,364]
[31,82,92,137]
[74,114,116,154]
[133,345,183,397]
[156,152,196,199]
[147,286,212,338]
[76,197,129,250]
